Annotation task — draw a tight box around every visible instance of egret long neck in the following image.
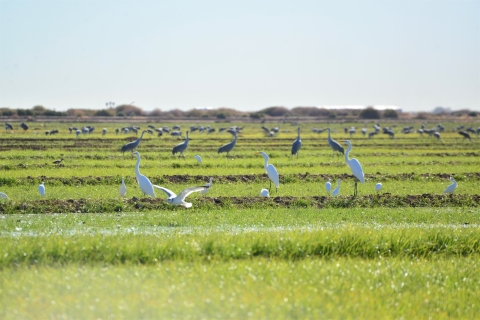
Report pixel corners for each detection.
[344,144,352,163]
[135,154,141,177]
[262,154,269,170]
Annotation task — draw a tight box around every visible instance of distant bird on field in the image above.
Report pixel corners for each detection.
[119,177,127,197]
[458,131,473,142]
[102,128,107,136]
[375,183,382,192]
[75,129,81,138]
[153,185,207,208]
[194,155,202,164]
[5,122,13,132]
[52,158,64,165]
[20,122,29,131]
[218,130,237,156]
[331,179,341,197]
[343,140,365,197]
[0,192,8,200]
[325,179,332,195]
[133,151,155,197]
[443,177,457,194]
[260,189,270,197]
[38,182,45,196]
[200,177,213,195]
[121,130,147,155]
[256,151,279,193]
[291,127,302,157]
[433,132,441,141]
[172,131,190,157]
[326,128,344,156]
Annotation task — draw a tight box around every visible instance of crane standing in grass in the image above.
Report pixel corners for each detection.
[291,127,302,157]
[172,131,190,157]
[218,130,237,156]
[121,130,147,155]
[343,140,365,197]
[326,128,344,156]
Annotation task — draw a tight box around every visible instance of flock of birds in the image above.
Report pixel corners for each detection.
[0,122,464,205]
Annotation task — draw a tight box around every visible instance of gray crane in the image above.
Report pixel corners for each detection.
[121,130,147,155]
[383,128,395,139]
[20,122,28,131]
[459,131,472,142]
[433,132,441,141]
[5,122,13,132]
[172,131,190,157]
[291,127,302,157]
[218,130,237,156]
[326,128,344,156]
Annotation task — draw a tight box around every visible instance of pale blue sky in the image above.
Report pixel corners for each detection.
[1,0,479,112]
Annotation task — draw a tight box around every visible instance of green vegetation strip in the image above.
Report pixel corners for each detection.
[2,172,480,186]
[1,228,479,268]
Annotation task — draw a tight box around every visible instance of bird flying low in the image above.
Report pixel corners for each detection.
[200,177,213,195]
[153,185,207,208]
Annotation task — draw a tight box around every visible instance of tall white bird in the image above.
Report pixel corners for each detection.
[194,155,202,164]
[331,179,341,197]
[260,189,270,197]
[38,181,45,196]
[0,192,8,200]
[119,177,127,197]
[200,177,213,195]
[153,185,207,208]
[343,140,365,197]
[443,177,458,194]
[325,179,332,195]
[133,151,155,197]
[256,151,279,193]
[375,183,382,192]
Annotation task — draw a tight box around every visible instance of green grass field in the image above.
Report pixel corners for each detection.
[0,120,479,319]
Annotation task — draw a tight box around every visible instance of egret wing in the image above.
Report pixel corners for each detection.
[348,158,365,183]
[153,185,177,198]
[177,186,207,200]
[266,164,280,187]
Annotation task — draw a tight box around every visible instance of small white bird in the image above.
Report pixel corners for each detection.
[119,177,127,197]
[331,179,341,197]
[200,177,213,195]
[153,185,207,208]
[325,179,332,194]
[38,182,45,196]
[260,189,270,197]
[0,192,8,200]
[443,177,458,194]
[375,183,382,192]
[194,155,202,164]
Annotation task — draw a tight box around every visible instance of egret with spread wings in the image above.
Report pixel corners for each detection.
[154,185,208,208]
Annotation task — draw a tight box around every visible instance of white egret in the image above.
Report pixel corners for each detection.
[375,183,382,192]
[331,179,341,197]
[256,151,279,193]
[443,177,457,194]
[0,192,8,200]
[325,179,332,195]
[260,189,270,197]
[343,140,365,197]
[119,177,127,197]
[153,185,207,208]
[38,182,45,196]
[133,151,155,197]
[194,155,202,164]
[200,177,213,195]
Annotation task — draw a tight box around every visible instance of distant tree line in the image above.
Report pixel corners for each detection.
[0,104,476,120]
